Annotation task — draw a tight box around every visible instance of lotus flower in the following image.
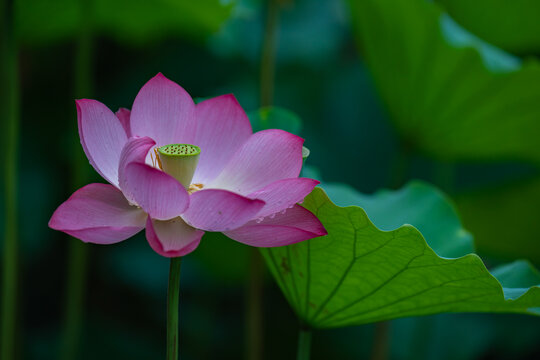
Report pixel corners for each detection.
[49,74,326,257]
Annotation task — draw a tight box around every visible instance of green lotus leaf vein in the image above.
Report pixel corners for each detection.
[261,188,540,328]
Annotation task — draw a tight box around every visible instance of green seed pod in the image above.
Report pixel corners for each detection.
[157,144,201,190]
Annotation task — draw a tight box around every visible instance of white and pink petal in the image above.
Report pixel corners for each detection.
[130,73,196,146]
[77,99,129,187]
[146,217,204,258]
[248,178,319,218]
[122,162,190,221]
[48,183,147,244]
[117,136,156,204]
[223,204,326,247]
[191,94,252,184]
[115,108,132,137]
[182,189,265,232]
[209,129,304,195]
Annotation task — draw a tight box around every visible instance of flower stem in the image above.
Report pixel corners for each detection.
[61,242,89,360]
[260,0,280,107]
[245,250,264,360]
[167,257,182,360]
[296,328,312,360]
[61,1,94,359]
[1,0,20,358]
[370,321,390,360]
[244,1,282,358]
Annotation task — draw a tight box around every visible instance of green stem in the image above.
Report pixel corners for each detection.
[244,1,281,358]
[61,242,89,360]
[1,0,20,358]
[61,1,93,359]
[245,250,264,360]
[370,321,390,360]
[260,0,280,107]
[296,328,312,360]
[167,257,182,360]
[74,0,93,100]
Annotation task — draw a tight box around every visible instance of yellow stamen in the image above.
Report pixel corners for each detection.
[153,148,163,170]
[188,183,204,194]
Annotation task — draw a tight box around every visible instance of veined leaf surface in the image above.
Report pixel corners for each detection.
[262,188,540,328]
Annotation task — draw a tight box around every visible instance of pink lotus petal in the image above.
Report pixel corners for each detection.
[146,217,204,257]
[118,136,156,204]
[123,162,189,220]
[182,189,265,232]
[224,204,326,247]
[248,178,319,218]
[130,73,196,146]
[48,183,147,244]
[77,99,128,187]
[209,129,304,195]
[115,108,132,137]
[191,94,252,184]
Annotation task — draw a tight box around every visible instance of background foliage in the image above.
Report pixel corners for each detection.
[1,0,540,359]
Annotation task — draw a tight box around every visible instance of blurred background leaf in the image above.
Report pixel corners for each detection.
[16,0,234,45]
[248,106,302,134]
[436,0,540,55]
[455,177,540,262]
[348,0,540,164]
[323,180,474,258]
[347,0,540,265]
